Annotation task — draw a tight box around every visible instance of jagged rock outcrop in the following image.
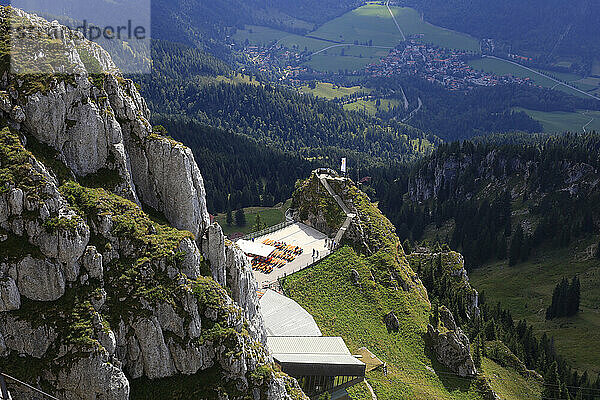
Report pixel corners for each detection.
[384,311,400,332]
[0,8,304,400]
[0,277,20,311]
[3,7,210,241]
[408,145,599,203]
[409,251,480,320]
[427,306,477,377]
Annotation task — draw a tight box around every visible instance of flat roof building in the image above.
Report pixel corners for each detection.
[260,289,322,337]
[260,290,365,398]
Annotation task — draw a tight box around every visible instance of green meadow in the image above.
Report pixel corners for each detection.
[299,82,371,99]
[389,7,480,51]
[513,107,600,133]
[214,203,288,237]
[470,236,600,376]
[468,57,591,98]
[343,98,401,116]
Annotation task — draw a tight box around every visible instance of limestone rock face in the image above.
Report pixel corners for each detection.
[16,255,65,301]
[82,246,103,279]
[131,316,177,379]
[203,223,227,286]
[55,353,130,400]
[203,223,266,342]
[0,278,20,311]
[0,314,57,358]
[0,7,302,400]
[427,307,477,377]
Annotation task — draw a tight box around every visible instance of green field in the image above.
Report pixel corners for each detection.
[310,4,479,52]
[310,4,404,47]
[344,98,401,116]
[233,25,333,53]
[232,25,290,46]
[480,357,542,399]
[389,7,480,52]
[513,107,600,133]
[305,45,389,72]
[468,57,592,98]
[299,82,371,99]
[214,202,288,237]
[305,53,381,72]
[235,4,480,73]
[470,236,600,376]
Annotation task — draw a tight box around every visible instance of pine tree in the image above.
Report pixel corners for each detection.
[560,381,571,400]
[568,276,580,316]
[235,209,246,227]
[226,208,233,226]
[595,240,600,259]
[253,213,265,232]
[484,319,497,341]
[547,276,580,319]
[543,362,561,399]
[479,334,487,358]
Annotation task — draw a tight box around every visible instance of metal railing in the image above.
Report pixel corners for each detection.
[0,372,59,400]
[241,220,294,241]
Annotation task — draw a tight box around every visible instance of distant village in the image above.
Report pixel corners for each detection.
[365,39,534,91]
[233,37,536,92]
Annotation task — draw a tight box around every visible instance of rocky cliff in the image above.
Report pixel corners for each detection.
[408,145,599,204]
[0,7,304,400]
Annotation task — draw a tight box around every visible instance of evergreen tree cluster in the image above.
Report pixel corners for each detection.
[546,277,581,320]
[365,76,599,142]
[137,41,434,165]
[380,133,600,270]
[154,116,313,214]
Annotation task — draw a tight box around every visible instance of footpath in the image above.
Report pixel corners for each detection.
[317,174,356,246]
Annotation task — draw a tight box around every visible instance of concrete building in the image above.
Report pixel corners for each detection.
[260,290,366,398]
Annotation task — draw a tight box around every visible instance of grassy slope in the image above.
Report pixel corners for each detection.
[233,25,290,46]
[470,236,600,376]
[512,107,600,134]
[309,4,479,52]
[389,7,479,52]
[283,246,484,400]
[299,82,371,99]
[480,358,543,400]
[234,4,479,72]
[344,98,401,116]
[310,4,402,47]
[468,58,589,98]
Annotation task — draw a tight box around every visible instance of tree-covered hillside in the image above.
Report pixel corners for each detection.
[366,75,600,141]
[380,133,600,268]
[150,0,362,56]
[283,172,549,399]
[138,41,434,161]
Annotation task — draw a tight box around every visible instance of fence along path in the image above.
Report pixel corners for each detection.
[317,174,356,246]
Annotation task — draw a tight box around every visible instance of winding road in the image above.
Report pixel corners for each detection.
[402,97,422,123]
[582,111,595,133]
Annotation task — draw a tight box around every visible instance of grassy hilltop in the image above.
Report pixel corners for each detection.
[282,173,541,400]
